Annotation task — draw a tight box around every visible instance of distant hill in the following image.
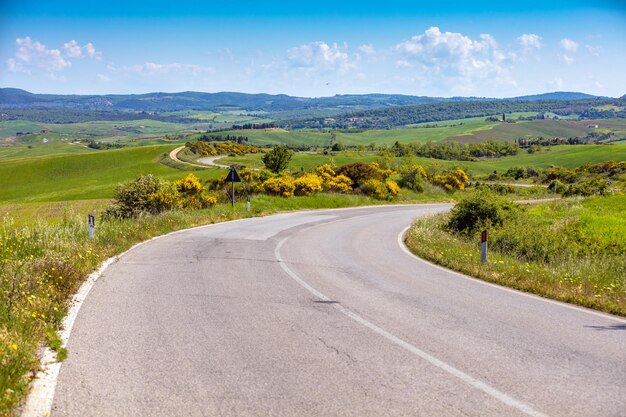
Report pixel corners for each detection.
[0,88,612,112]
[512,92,604,101]
[0,89,448,111]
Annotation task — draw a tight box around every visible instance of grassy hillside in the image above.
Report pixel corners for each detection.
[0,145,224,203]
[448,119,626,143]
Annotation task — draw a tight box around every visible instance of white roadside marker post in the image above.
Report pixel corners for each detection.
[88,214,95,240]
[481,230,488,264]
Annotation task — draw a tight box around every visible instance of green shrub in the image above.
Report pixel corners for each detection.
[262,145,293,173]
[475,183,515,195]
[399,163,427,192]
[336,162,393,189]
[104,175,178,218]
[447,190,519,235]
[563,178,609,197]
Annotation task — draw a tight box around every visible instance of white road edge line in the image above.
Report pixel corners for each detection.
[397,226,626,324]
[274,236,550,417]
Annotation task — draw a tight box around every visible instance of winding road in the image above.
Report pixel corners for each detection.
[49,205,625,417]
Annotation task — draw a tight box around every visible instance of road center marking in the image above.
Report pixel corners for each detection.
[275,236,550,417]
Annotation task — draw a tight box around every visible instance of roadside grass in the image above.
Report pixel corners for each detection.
[405,194,626,316]
[0,200,111,228]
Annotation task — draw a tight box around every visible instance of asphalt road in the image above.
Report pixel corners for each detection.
[52,205,626,417]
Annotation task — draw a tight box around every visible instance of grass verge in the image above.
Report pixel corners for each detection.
[404,195,626,317]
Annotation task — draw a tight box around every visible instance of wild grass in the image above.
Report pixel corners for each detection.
[405,194,626,316]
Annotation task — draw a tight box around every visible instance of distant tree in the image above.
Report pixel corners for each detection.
[262,145,293,173]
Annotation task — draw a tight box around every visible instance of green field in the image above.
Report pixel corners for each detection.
[216,120,496,148]
[218,118,626,148]
[0,145,226,203]
[448,118,626,143]
[218,142,626,177]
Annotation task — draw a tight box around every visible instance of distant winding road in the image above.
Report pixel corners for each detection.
[50,205,625,417]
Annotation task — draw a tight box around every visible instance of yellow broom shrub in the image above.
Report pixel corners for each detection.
[262,176,295,197]
[294,174,323,196]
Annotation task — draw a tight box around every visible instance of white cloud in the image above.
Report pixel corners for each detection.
[518,34,542,52]
[585,45,600,56]
[558,54,575,65]
[63,40,102,60]
[549,77,564,90]
[117,62,214,76]
[358,44,376,55]
[96,73,111,82]
[559,38,579,52]
[63,40,82,58]
[395,59,412,68]
[7,37,71,74]
[394,27,515,93]
[287,41,356,73]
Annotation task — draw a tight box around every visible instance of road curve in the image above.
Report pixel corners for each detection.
[168,146,209,168]
[51,205,625,417]
[197,156,231,169]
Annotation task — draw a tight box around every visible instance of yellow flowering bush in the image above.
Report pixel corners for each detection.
[385,179,401,197]
[294,174,323,196]
[175,173,216,209]
[262,176,295,197]
[238,168,263,193]
[327,174,353,193]
[176,173,204,195]
[360,179,389,200]
[430,169,470,191]
[316,164,353,192]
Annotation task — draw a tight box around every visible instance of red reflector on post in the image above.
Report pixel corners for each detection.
[481,230,487,243]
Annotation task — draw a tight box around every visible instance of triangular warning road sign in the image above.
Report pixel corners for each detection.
[225,168,241,182]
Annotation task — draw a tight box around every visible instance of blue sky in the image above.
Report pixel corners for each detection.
[1,0,625,97]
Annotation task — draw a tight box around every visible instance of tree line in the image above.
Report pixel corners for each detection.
[281,98,626,129]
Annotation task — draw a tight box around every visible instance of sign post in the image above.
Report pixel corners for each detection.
[481,230,488,264]
[88,214,95,239]
[225,166,241,207]
[246,195,251,212]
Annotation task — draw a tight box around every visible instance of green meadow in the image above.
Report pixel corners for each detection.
[0,145,224,203]
[218,142,626,176]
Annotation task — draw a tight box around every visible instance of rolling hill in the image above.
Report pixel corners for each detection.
[0,88,610,112]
